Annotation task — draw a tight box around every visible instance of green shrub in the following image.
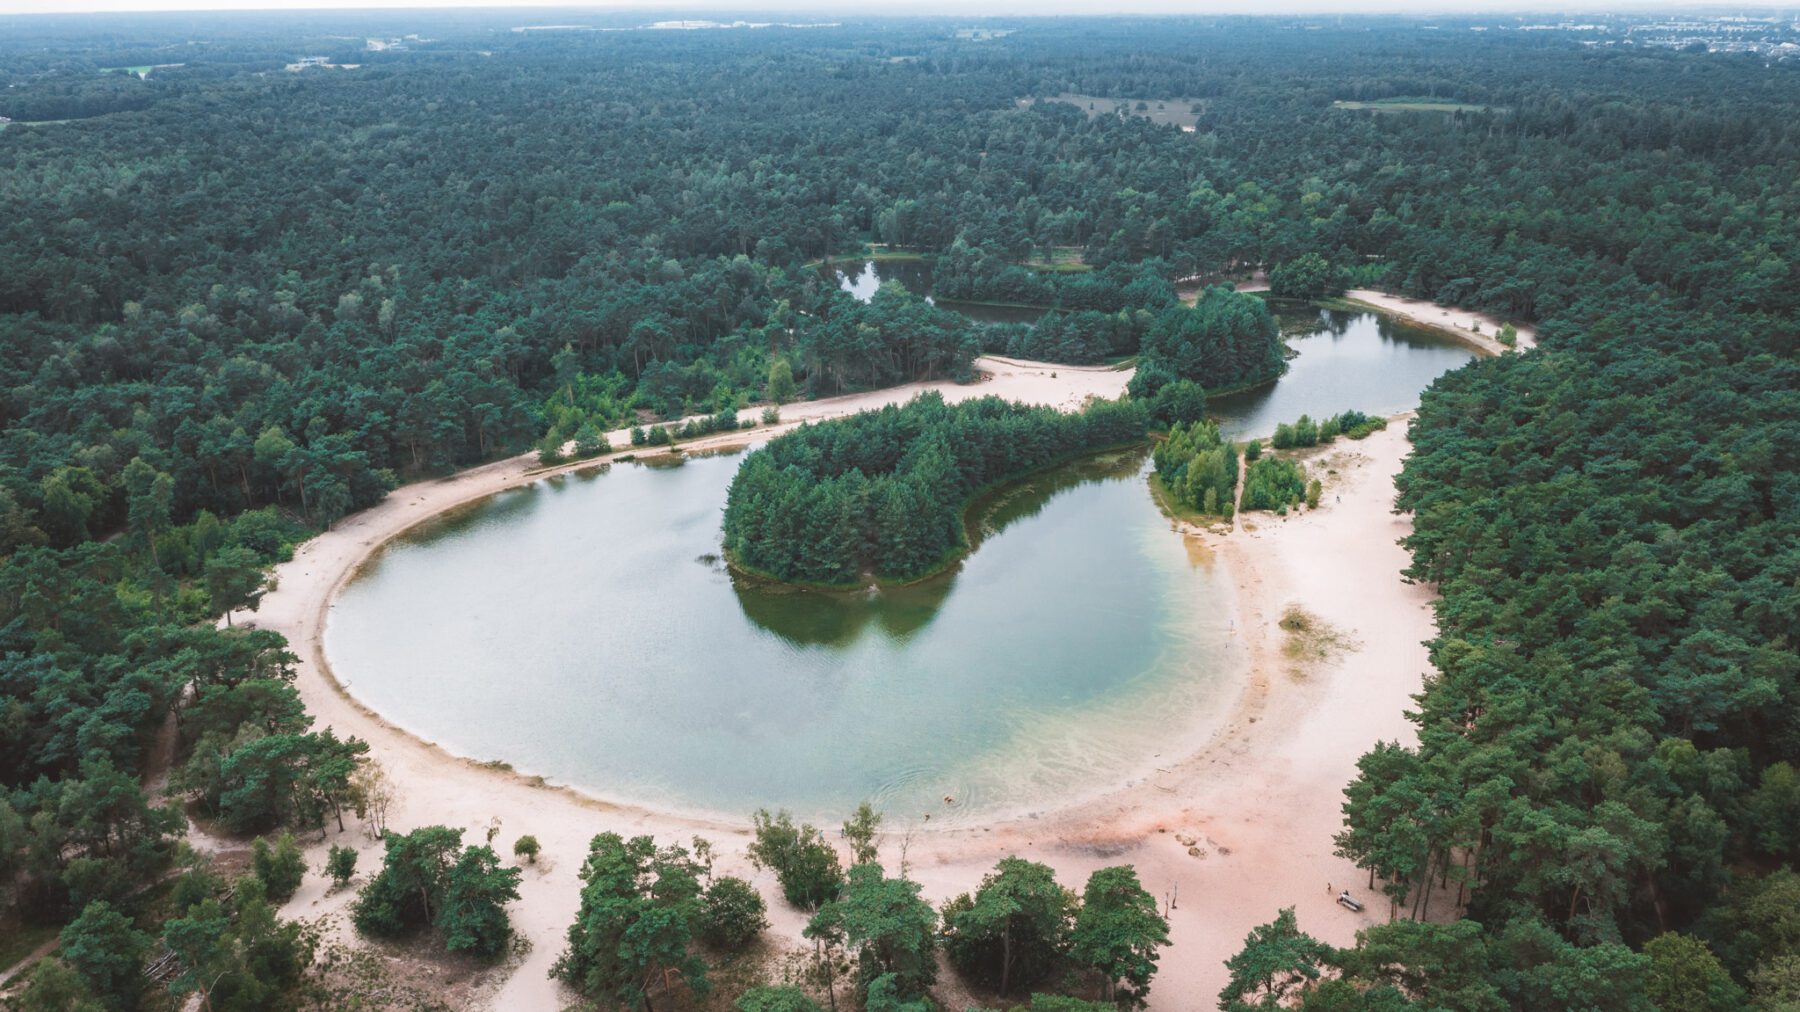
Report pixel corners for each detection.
[573,422,609,457]
[737,985,823,1012]
[326,844,358,887]
[747,809,843,910]
[699,875,769,951]
[513,834,540,863]
[253,832,305,902]
[1240,456,1309,513]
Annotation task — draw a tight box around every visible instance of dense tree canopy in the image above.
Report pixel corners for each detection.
[1,9,1798,1006]
[723,393,1148,585]
[554,832,712,1009]
[1130,287,1286,399]
[1152,419,1238,517]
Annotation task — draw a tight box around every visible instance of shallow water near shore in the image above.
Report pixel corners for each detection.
[325,447,1243,824]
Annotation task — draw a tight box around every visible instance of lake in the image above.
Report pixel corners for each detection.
[325,448,1242,824]
[1211,302,1474,439]
[325,292,1475,824]
[827,258,1048,324]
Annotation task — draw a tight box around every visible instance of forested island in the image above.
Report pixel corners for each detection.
[0,8,1796,1012]
[722,393,1148,585]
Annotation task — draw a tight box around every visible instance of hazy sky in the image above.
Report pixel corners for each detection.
[0,0,1780,14]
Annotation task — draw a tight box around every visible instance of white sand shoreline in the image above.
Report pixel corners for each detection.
[240,328,1490,1006]
[1224,277,1538,356]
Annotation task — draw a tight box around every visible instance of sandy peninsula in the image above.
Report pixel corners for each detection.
[237,350,1444,1009]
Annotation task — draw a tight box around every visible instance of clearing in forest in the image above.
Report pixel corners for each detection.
[1332,97,1496,114]
[1021,94,1209,129]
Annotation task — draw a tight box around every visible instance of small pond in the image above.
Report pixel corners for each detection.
[826,258,1047,324]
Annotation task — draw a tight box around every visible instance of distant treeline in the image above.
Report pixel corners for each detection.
[722,393,1148,586]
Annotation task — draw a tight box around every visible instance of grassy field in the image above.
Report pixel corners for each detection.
[1333,98,1495,114]
[1021,94,1208,130]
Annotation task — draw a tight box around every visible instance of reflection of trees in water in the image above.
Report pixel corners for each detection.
[730,575,951,648]
[397,479,548,544]
[730,446,1149,648]
[1319,308,1358,338]
[1273,302,1355,341]
[825,260,936,301]
[360,466,611,578]
[1374,313,1450,347]
[1274,298,1460,349]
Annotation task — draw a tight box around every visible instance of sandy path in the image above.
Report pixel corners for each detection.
[244,352,1445,1008]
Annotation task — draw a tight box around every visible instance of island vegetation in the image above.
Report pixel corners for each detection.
[722,393,1148,586]
[1128,287,1286,401]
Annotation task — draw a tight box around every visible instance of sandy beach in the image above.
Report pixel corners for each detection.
[1219,276,1537,356]
[1340,289,1537,355]
[239,351,1443,1008]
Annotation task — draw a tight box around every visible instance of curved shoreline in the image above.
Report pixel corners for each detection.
[249,356,1152,1004]
[1236,282,1538,356]
[251,328,1505,1008]
[275,354,1140,826]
